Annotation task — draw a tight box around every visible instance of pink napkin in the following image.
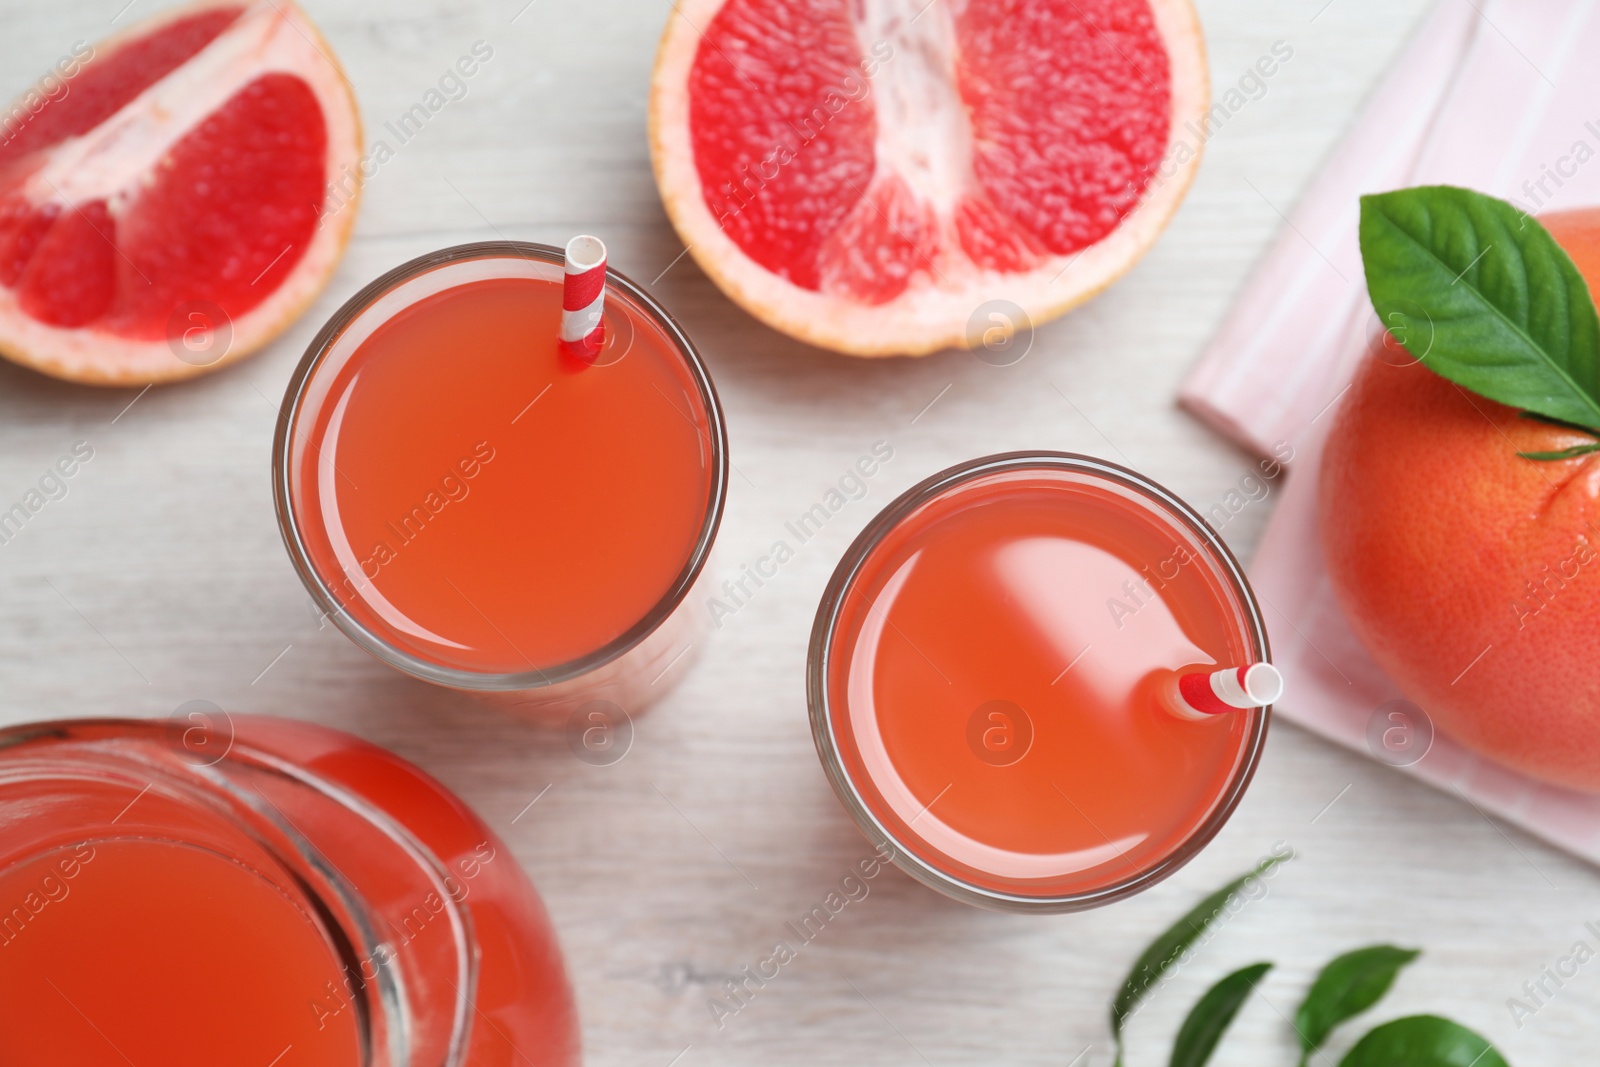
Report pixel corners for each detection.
[1181,0,1600,864]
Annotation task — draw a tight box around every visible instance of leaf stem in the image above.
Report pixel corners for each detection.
[1518,441,1600,461]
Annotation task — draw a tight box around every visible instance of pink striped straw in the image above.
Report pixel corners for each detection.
[1163,663,1283,721]
[560,235,607,361]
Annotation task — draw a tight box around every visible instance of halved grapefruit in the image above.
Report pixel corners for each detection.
[650,0,1208,357]
[0,0,361,385]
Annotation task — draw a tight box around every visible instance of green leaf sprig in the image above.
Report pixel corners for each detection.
[1294,944,1419,1065]
[1109,854,1288,1066]
[1340,1015,1509,1067]
[1170,962,1272,1067]
[1108,864,1508,1067]
[1358,184,1600,459]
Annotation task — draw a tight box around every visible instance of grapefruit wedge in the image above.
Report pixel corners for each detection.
[0,0,361,385]
[650,0,1208,357]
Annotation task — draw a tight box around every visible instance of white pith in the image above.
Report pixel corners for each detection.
[650,0,1209,357]
[855,0,973,223]
[0,0,362,385]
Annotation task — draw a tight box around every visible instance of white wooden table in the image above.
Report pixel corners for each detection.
[2,1,1594,1063]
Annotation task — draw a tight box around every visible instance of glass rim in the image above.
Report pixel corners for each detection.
[805,451,1273,913]
[272,241,729,692]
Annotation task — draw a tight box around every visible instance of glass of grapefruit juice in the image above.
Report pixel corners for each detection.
[0,715,579,1066]
[275,242,726,717]
[809,453,1272,912]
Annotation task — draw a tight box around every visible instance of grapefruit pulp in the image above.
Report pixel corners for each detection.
[650,0,1208,356]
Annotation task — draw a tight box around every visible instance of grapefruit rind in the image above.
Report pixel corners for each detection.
[0,0,361,386]
[649,0,1209,357]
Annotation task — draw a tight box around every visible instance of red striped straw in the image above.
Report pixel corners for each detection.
[559,235,607,361]
[1163,663,1283,721]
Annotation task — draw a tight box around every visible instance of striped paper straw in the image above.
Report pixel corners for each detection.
[1164,663,1283,721]
[560,235,607,361]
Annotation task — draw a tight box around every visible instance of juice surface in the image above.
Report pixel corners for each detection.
[827,470,1260,898]
[293,270,715,674]
[0,838,361,1066]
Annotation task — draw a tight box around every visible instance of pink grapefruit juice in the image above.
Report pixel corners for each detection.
[811,455,1269,909]
[0,839,361,1067]
[279,245,724,695]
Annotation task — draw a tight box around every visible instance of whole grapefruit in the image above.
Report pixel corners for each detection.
[1321,209,1600,792]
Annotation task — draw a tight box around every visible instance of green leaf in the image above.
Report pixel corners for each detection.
[1169,962,1272,1067]
[1294,945,1421,1064]
[1520,409,1600,434]
[1359,185,1600,431]
[1518,442,1600,461]
[1339,1015,1509,1067]
[1109,851,1291,1065]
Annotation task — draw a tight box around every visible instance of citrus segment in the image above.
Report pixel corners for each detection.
[818,174,938,304]
[958,0,1173,256]
[0,7,243,169]
[686,0,877,293]
[103,71,328,338]
[17,200,116,326]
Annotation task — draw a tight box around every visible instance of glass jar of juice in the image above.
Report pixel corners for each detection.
[274,242,726,718]
[0,715,579,1065]
[809,453,1272,912]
